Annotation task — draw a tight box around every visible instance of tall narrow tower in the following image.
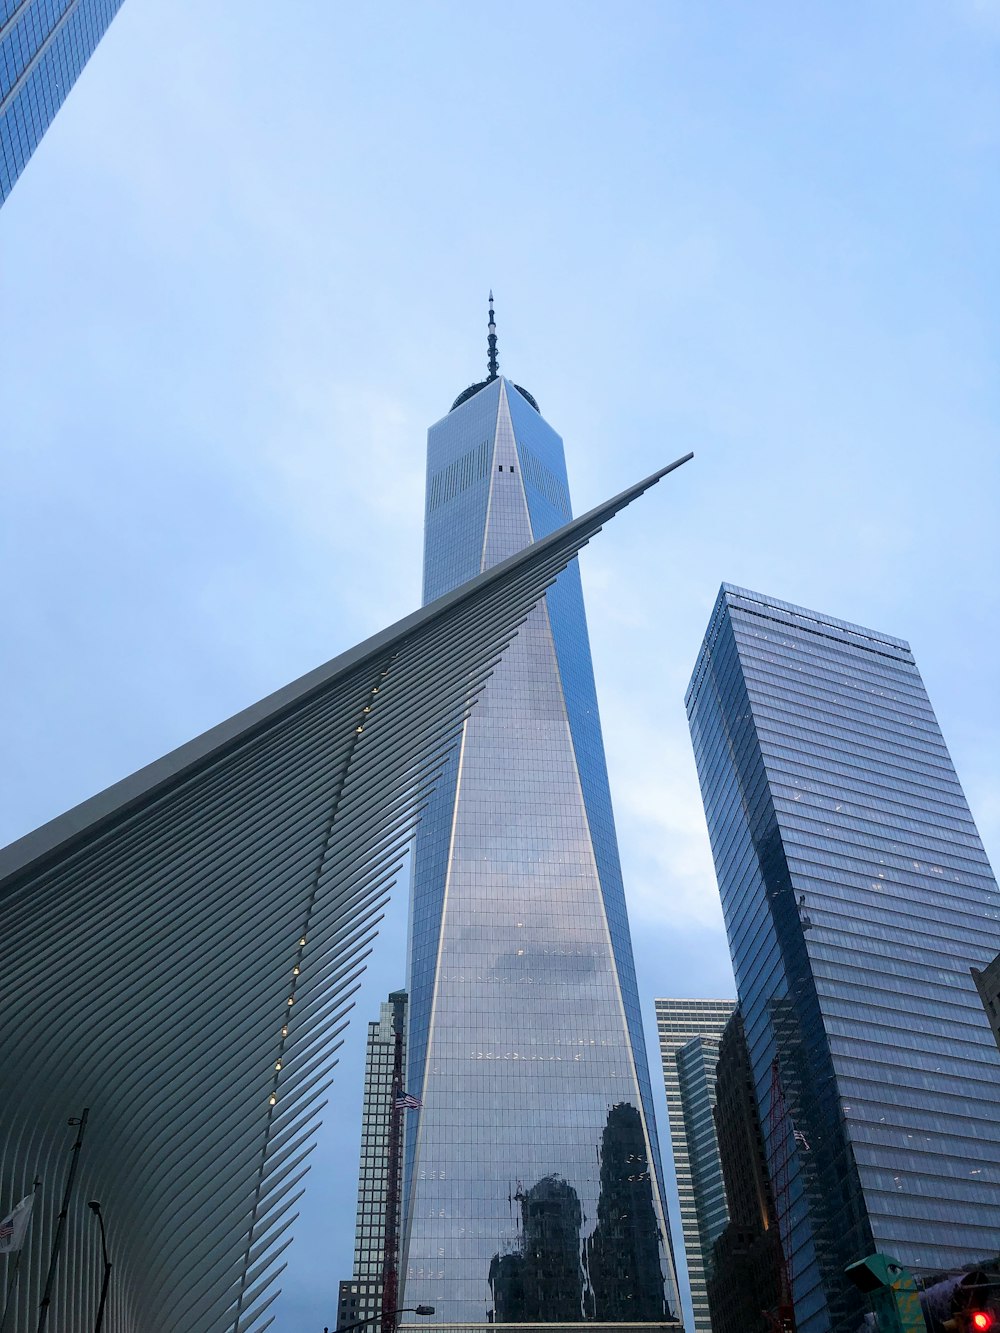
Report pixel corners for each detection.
[401,302,680,1327]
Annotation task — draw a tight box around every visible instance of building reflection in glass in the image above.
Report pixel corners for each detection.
[489,1176,585,1322]
[487,1105,667,1324]
[587,1104,668,1322]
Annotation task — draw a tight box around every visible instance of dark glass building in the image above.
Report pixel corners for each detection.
[0,0,123,205]
[654,998,734,1333]
[686,584,1000,1333]
[338,991,408,1332]
[706,1009,782,1333]
[400,308,680,1327]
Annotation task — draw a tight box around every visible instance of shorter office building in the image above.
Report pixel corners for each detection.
[655,998,734,1332]
[336,991,407,1331]
[338,1280,384,1332]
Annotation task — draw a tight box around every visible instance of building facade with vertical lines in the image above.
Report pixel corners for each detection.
[686,584,1000,1333]
[654,998,734,1333]
[338,991,408,1332]
[1,0,124,205]
[400,323,681,1328]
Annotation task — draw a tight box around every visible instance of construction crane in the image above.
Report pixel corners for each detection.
[380,1011,405,1333]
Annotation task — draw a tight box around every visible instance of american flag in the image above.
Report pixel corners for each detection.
[0,1194,34,1255]
[394,1092,422,1110]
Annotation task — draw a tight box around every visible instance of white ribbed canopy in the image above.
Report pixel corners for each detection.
[0,456,691,1333]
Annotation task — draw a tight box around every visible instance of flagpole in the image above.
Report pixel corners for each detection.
[0,1179,41,1333]
[0,1250,21,1333]
[37,1109,89,1333]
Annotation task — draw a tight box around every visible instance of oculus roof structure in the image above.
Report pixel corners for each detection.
[0,455,691,1333]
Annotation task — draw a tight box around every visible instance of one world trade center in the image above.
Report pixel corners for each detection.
[400,300,681,1328]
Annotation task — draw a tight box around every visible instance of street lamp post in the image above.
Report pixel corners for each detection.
[324,1305,435,1333]
[86,1202,111,1333]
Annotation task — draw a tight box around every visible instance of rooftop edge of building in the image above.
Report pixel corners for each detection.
[684,582,916,710]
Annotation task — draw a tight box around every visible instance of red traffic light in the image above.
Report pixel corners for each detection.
[970,1314,994,1332]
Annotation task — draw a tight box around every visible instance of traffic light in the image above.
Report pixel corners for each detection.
[924,1270,1000,1333]
[940,1309,996,1330]
[944,1314,995,1333]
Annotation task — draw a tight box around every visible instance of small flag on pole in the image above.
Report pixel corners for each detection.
[0,1194,34,1254]
[793,1129,811,1152]
[394,1092,422,1110]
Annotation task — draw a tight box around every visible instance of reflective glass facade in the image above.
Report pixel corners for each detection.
[686,585,1000,1333]
[1,0,123,205]
[655,999,734,1333]
[401,377,679,1325]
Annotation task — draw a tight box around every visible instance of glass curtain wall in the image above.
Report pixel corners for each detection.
[401,378,679,1325]
[686,585,1000,1333]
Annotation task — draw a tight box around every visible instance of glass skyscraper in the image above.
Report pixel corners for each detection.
[654,999,734,1333]
[1,0,124,205]
[686,584,1000,1333]
[400,313,680,1327]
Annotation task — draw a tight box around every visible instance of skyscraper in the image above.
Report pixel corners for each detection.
[338,991,408,1332]
[686,584,1000,1333]
[401,301,682,1327]
[1,0,124,206]
[654,998,734,1333]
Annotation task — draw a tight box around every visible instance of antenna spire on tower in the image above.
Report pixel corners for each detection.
[487,291,499,382]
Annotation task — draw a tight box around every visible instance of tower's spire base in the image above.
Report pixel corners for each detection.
[449,296,539,414]
[487,291,499,382]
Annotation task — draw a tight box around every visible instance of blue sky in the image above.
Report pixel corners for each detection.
[2,4,998,1329]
